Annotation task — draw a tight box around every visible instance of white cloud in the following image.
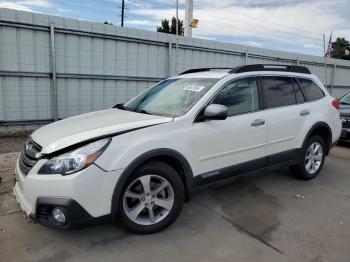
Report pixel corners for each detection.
[130,0,350,49]
[194,35,217,41]
[304,43,321,49]
[126,20,155,26]
[24,0,50,7]
[244,41,263,48]
[0,2,31,11]
[0,0,50,11]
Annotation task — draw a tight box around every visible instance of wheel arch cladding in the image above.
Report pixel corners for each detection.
[111,148,194,217]
[303,122,332,155]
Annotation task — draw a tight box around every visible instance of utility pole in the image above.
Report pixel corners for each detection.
[121,0,125,27]
[184,0,193,37]
[323,33,326,57]
[176,0,179,36]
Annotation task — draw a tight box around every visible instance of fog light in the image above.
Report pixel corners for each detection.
[52,208,66,224]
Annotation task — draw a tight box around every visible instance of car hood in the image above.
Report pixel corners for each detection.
[340,104,350,117]
[31,109,173,154]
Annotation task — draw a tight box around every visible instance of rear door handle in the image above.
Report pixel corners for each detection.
[300,110,310,116]
[251,119,265,127]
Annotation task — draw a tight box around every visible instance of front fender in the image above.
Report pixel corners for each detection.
[95,122,197,173]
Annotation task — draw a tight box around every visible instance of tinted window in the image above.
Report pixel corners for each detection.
[261,76,296,108]
[211,77,259,116]
[292,78,306,104]
[297,78,325,101]
[339,92,350,105]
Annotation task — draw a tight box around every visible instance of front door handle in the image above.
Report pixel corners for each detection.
[251,119,265,127]
[300,109,310,116]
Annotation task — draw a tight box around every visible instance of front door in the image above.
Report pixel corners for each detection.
[192,77,268,178]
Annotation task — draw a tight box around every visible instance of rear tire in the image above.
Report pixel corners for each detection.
[290,135,326,180]
[117,161,185,234]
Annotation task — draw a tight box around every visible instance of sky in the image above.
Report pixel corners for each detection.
[0,0,349,56]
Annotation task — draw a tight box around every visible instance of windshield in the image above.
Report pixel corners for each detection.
[339,92,350,105]
[123,78,219,117]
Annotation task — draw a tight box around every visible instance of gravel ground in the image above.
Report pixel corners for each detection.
[0,136,27,154]
[0,137,349,262]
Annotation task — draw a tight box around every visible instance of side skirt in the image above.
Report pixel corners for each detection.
[192,148,301,190]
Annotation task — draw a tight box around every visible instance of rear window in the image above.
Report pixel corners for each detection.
[261,76,296,108]
[296,78,325,101]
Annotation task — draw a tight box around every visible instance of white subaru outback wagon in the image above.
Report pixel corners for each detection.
[14,64,342,234]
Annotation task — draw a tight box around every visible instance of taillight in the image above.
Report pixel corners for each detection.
[332,99,340,110]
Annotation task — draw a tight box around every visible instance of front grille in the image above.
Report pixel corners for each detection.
[18,138,42,175]
[37,206,50,219]
[343,118,350,129]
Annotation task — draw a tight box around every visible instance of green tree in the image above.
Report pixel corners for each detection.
[330,37,350,60]
[157,16,184,35]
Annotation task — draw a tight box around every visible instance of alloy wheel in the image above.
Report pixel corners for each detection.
[305,142,323,174]
[122,175,174,225]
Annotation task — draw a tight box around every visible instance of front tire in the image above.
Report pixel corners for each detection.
[290,135,326,180]
[117,161,185,234]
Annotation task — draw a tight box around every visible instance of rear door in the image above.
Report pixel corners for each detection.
[260,76,308,160]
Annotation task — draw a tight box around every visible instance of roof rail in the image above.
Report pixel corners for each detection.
[179,64,311,76]
[229,64,311,74]
[179,68,231,75]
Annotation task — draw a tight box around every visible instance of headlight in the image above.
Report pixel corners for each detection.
[38,138,111,175]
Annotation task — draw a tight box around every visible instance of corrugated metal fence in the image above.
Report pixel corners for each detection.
[1,8,350,126]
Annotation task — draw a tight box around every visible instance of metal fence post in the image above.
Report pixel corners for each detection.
[245,50,249,65]
[330,64,337,96]
[324,58,328,88]
[168,40,172,77]
[50,23,58,121]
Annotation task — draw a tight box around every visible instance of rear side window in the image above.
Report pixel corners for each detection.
[296,78,325,101]
[261,76,296,108]
[292,78,306,104]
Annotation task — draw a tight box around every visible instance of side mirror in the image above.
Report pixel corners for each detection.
[204,104,228,120]
[113,103,124,109]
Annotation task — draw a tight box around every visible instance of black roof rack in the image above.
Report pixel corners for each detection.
[229,64,311,74]
[179,68,231,75]
[179,64,311,76]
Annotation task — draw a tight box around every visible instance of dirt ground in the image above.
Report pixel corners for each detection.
[0,137,349,262]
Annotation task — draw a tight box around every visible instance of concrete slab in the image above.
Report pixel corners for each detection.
[0,140,349,262]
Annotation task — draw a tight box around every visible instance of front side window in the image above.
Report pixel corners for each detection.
[261,76,296,108]
[124,78,219,117]
[211,77,259,116]
[296,78,325,101]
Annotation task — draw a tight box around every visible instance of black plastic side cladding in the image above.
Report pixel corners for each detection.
[35,197,111,229]
[302,122,333,155]
[110,148,194,218]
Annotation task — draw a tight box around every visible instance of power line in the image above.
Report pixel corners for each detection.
[197,9,323,43]
[199,6,323,39]
[123,1,323,40]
